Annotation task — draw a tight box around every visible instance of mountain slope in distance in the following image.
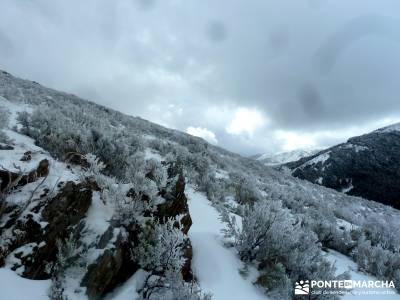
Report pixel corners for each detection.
[286,126,400,209]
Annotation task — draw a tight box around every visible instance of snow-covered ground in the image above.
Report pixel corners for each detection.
[255,149,320,166]
[326,250,400,299]
[186,186,267,300]
[0,268,51,300]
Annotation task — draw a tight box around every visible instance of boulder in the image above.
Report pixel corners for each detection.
[81,227,140,299]
[20,151,32,162]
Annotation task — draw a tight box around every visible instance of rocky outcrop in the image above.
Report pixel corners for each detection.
[1,156,195,299]
[80,161,194,299]
[0,159,49,192]
[20,151,32,161]
[81,228,140,299]
[156,162,193,281]
[0,181,92,279]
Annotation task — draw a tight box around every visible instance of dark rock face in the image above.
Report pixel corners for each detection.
[0,144,14,150]
[0,181,92,279]
[157,172,192,234]
[65,152,90,168]
[286,130,400,209]
[81,230,140,300]
[156,162,193,281]
[0,159,49,192]
[157,162,192,234]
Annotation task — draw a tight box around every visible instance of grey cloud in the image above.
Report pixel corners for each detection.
[1,0,400,155]
[206,20,228,43]
[315,14,400,73]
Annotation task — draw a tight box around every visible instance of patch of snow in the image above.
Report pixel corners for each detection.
[144,148,162,162]
[256,149,321,166]
[85,192,113,235]
[105,269,146,300]
[62,265,88,300]
[82,192,122,268]
[336,218,359,231]
[342,181,354,193]
[326,250,400,299]
[341,144,369,153]
[5,243,47,275]
[377,122,400,133]
[0,129,78,206]
[215,169,229,179]
[0,96,32,129]
[0,268,51,300]
[303,151,330,167]
[186,186,267,300]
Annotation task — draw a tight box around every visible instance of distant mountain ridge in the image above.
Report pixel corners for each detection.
[286,125,400,209]
[253,149,320,166]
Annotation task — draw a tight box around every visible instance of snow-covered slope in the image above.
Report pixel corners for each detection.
[254,149,320,166]
[0,268,51,300]
[376,122,400,133]
[286,125,400,208]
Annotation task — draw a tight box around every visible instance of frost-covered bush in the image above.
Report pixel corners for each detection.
[50,233,85,300]
[134,219,208,300]
[232,175,262,205]
[0,108,9,142]
[80,153,106,180]
[144,159,167,189]
[224,200,347,298]
[18,105,141,179]
[0,108,8,128]
[224,200,290,262]
[363,215,400,252]
[354,235,400,292]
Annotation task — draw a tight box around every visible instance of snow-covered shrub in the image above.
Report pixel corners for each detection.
[224,200,347,298]
[111,183,149,224]
[224,200,290,262]
[363,215,400,252]
[136,218,186,272]
[144,159,167,189]
[0,108,9,142]
[17,105,141,179]
[354,235,400,292]
[80,153,106,179]
[50,233,85,300]
[255,263,291,300]
[202,176,230,203]
[0,108,8,127]
[147,138,170,156]
[232,175,262,205]
[134,219,207,300]
[87,130,132,179]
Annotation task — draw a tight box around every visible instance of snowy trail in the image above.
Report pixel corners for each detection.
[186,186,267,300]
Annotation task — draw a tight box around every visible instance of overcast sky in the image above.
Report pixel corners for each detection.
[1,0,400,155]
